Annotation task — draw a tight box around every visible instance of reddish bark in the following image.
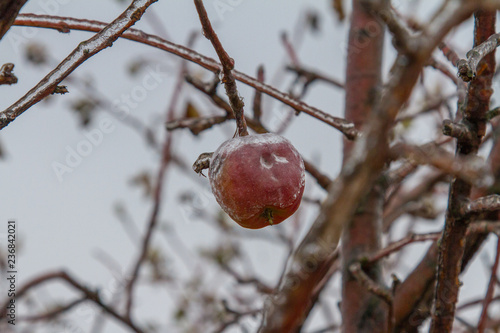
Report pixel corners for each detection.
[341,0,387,331]
[430,10,495,333]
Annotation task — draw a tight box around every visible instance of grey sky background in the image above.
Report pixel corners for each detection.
[0,1,499,332]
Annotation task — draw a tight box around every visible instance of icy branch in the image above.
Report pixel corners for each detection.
[12,14,358,139]
[0,0,158,130]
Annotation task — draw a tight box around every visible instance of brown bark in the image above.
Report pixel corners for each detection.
[341,0,387,331]
[430,10,495,333]
[0,0,28,41]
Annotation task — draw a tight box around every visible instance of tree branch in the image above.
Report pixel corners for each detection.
[458,32,500,81]
[0,0,28,40]
[123,30,191,319]
[0,1,158,130]
[477,237,500,333]
[193,0,248,137]
[391,142,492,188]
[0,271,143,333]
[173,74,334,190]
[19,298,86,322]
[461,194,500,216]
[442,119,474,141]
[286,65,344,89]
[12,14,358,139]
[260,2,491,332]
[431,9,497,332]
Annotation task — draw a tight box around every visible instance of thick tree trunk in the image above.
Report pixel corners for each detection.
[341,0,387,332]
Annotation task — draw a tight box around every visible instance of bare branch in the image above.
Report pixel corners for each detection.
[20,298,86,322]
[383,171,446,231]
[0,271,143,333]
[12,14,358,139]
[477,237,500,333]
[261,2,489,331]
[487,106,500,120]
[427,57,461,85]
[439,42,461,67]
[468,221,500,234]
[442,119,474,141]
[431,9,497,333]
[167,115,228,135]
[0,1,158,130]
[349,262,392,305]
[458,32,500,81]
[252,65,265,122]
[391,142,492,188]
[193,0,248,137]
[286,65,344,89]
[123,32,190,318]
[0,63,17,85]
[368,232,441,263]
[461,194,500,216]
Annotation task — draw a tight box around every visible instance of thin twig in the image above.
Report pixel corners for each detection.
[390,142,492,188]
[349,262,393,304]
[253,65,264,122]
[487,106,500,120]
[427,57,460,85]
[439,42,461,67]
[286,65,344,89]
[457,295,500,311]
[367,232,441,263]
[193,0,248,137]
[477,236,500,333]
[468,221,500,234]
[19,298,86,322]
[281,32,300,67]
[123,30,193,317]
[0,271,143,333]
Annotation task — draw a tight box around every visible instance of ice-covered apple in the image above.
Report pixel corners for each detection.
[208,133,305,229]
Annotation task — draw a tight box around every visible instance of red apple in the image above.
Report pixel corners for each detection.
[209,133,305,229]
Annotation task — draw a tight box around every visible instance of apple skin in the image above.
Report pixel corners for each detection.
[209,133,305,229]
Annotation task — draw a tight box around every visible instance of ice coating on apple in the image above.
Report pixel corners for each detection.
[209,133,305,229]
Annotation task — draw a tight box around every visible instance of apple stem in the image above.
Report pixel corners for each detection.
[263,208,274,226]
[193,0,249,137]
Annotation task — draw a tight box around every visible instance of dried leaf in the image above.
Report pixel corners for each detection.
[70,99,96,127]
[129,170,154,198]
[25,43,47,65]
[332,0,345,22]
[185,101,200,119]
